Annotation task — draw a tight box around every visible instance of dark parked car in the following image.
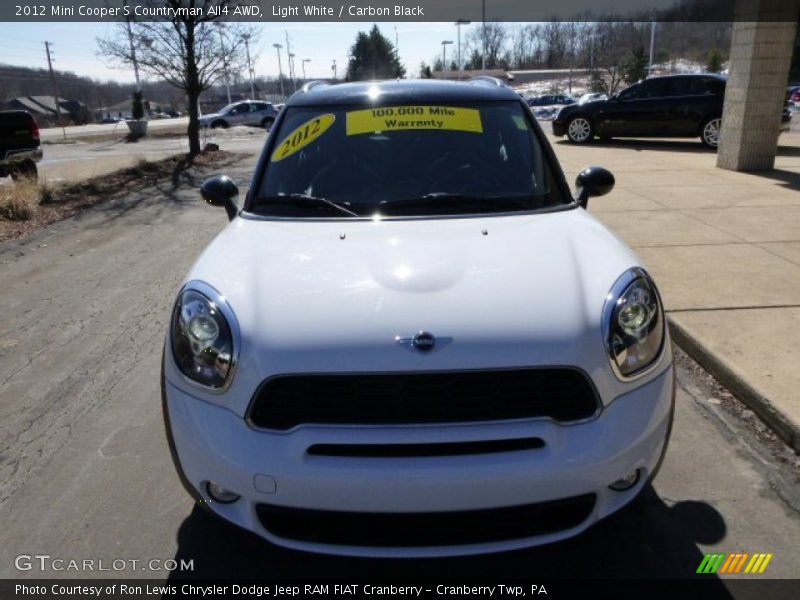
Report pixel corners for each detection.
[553,74,729,148]
[0,110,42,180]
[527,94,576,108]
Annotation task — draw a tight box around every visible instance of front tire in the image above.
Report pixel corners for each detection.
[211,120,229,129]
[261,117,274,130]
[701,116,721,149]
[566,116,594,144]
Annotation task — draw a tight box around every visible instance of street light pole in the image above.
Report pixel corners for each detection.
[441,40,453,71]
[285,31,297,93]
[332,59,337,79]
[274,43,285,99]
[481,0,486,71]
[289,53,297,92]
[302,58,310,81]
[455,19,470,73]
[648,21,656,77]
[215,22,231,105]
[242,33,255,99]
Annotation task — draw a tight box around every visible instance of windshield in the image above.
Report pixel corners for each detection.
[253,101,566,218]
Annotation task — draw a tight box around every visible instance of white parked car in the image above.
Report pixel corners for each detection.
[162,79,674,557]
[199,100,279,129]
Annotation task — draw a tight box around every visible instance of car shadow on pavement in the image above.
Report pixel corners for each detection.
[554,137,800,158]
[167,485,729,585]
[555,138,714,154]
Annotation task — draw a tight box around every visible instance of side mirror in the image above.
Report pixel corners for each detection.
[575,166,615,208]
[201,175,239,221]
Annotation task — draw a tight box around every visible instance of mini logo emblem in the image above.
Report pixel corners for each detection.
[412,331,436,351]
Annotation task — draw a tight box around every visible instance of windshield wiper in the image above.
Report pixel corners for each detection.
[256,193,359,217]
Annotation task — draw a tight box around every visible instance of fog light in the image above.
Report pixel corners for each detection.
[608,469,641,492]
[206,481,240,503]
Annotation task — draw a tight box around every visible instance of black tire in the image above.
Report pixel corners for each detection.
[10,161,37,182]
[261,117,275,130]
[210,120,228,129]
[700,116,721,149]
[566,115,594,144]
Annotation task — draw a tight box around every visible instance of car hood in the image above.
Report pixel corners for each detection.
[178,208,648,411]
[199,112,222,121]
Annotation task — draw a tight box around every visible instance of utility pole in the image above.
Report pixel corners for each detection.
[332,59,337,80]
[215,23,231,104]
[123,0,141,92]
[242,33,255,99]
[302,58,310,81]
[44,41,66,139]
[648,21,656,77]
[274,43,285,99]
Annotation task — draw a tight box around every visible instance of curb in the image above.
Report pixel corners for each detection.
[668,317,800,453]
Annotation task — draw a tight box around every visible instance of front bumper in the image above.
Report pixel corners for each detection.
[552,119,567,137]
[1,147,42,165]
[163,363,674,557]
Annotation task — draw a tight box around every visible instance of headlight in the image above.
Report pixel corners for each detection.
[171,287,236,388]
[604,269,665,379]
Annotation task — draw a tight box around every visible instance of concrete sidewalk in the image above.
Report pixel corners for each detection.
[549,131,800,451]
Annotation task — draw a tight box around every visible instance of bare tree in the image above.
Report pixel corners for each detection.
[97,0,256,156]
[464,23,508,70]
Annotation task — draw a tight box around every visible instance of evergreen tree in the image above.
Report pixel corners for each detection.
[346,25,406,81]
[707,48,723,73]
[623,46,649,83]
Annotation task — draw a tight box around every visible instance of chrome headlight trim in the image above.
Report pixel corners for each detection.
[169,280,241,394]
[602,267,666,382]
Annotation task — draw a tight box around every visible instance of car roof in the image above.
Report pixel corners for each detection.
[644,73,726,82]
[286,78,520,107]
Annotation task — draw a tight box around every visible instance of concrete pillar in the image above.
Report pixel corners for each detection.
[717,0,799,172]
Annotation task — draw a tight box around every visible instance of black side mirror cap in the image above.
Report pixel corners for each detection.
[200,175,239,221]
[575,166,615,208]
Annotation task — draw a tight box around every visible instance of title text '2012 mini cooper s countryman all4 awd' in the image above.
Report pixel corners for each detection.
[162,78,675,557]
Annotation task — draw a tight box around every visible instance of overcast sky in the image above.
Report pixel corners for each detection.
[0,21,489,83]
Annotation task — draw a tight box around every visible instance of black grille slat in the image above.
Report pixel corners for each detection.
[256,494,596,547]
[248,368,598,430]
[307,438,546,457]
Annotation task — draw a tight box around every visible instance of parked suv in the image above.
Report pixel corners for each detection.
[199,100,279,129]
[0,110,42,180]
[554,74,730,148]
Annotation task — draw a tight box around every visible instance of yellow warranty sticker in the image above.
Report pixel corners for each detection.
[272,113,335,161]
[346,106,483,136]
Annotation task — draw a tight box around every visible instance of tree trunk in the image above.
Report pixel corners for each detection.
[185,23,201,157]
[186,85,201,156]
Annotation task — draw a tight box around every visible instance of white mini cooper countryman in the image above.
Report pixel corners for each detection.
[162,78,674,557]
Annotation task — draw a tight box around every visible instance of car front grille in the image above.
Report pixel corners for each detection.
[256,494,597,547]
[247,368,599,430]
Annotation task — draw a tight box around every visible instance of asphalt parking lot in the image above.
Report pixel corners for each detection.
[1,131,799,582]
